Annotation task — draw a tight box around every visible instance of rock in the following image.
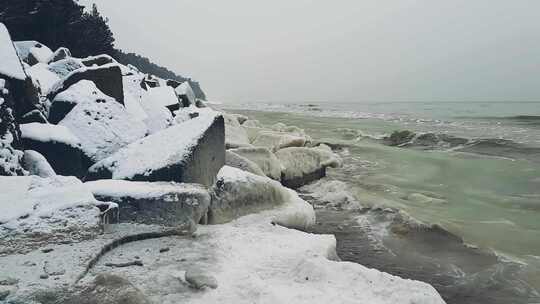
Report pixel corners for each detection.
[39,273,49,279]
[48,64,125,105]
[185,269,218,289]
[175,81,196,107]
[85,180,211,227]
[143,74,160,88]
[68,273,151,304]
[47,57,85,78]
[22,150,56,177]
[252,131,307,151]
[0,77,26,176]
[0,277,18,286]
[144,86,181,114]
[58,86,148,164]
[26,62,61,94]
[230,113,248,124]
[41,248,54,253]
[47,47,71,64]
[275,147,342,188]
[0,288,10,301]
[225,150,266,177]
[14,40,53,66]
[86,113,225,187]
[20,109,48,124]
[166,79,181,88]
[210,166,290,224]
[159,247,170,253]
[195,99,207,108]
[243,119,262,128]
[19,123,87,177]
[224,114,251,149]
[229,147,282,181]
[0,25,27,81]
[81,54,115,67]
[49,80,111,123]
[384,130,416,146]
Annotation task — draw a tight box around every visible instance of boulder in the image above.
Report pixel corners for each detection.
[81,54,115,67]
[48,64,124,105]
[58,87,148,164]
[26,62,60,93]
[47,47,71,64]
[86,180,211,227]
[65,273,151,304]
[383,130,416,146]
[209,166,290,224]
[14,40,53,66]
[166,79,181,88]
[0,77,25,176]
[224,114,250,148]
[47,57,84,78]
[144,86,181,113]
[175,81,196,107]
[275,147,342,188]
[22,150,56,177]
[225,150,266,177]
[185,269,218,289]
[19,123,87,177]
[228,147,282,181]
[230,113,248,124]
[1,26,27,81]
[49,80,108,124]
[252,131,307,151]
[86,113,225,187]
[122,74,149,120]
[243,119,262,128]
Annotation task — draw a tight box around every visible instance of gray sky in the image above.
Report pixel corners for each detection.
[81,0,540,103]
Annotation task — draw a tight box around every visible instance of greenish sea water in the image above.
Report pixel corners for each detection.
[224,101,540,303]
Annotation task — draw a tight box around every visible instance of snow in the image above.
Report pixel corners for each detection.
[58,88,148,162]
[300,179,363,210]
[26,63,60,93]
[0,175,97,224]
[229,147,283,181]
[52,80,107,106]
[85,179,208,201]
[122,74,149,120]
[29,45,53,63]
[89,113,221,180]
[175,81,196,105]
[19,123,81,148]
[47,57,84,78]
[82,199,443,304]
[225,150,266,177]
[0,24,26,80]
[22,150,56,178]
[144,86,179,108]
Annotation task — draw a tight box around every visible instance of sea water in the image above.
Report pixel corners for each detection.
[224,101,540,304]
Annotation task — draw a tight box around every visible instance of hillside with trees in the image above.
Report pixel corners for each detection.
[0,0,206,99]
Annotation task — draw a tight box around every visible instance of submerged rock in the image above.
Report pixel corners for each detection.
[384,130,416,146]
[86,113,225,187]
[86,180,211,227]
[229,147,282,181]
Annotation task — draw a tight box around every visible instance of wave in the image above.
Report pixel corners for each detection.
[379,130,540,162]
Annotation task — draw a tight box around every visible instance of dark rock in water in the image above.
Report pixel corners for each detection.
[414,133,439,146]
[81,54,114,67]
[20,123,88,177]
[86,180,211,227]
[47,47,71,64]
[384,130,416,146]
[86,114,225,187]
[20,109,48,124]
[48,65,125,105]
[185,269,218,289]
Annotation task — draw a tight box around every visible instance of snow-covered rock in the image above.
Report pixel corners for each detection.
[85,180,210,227]
[300,179,363,210]
[0,175,108,254]
[26,63,60,94]
[49,80,106,123]
[144,86,181,113]
[58,89,148,163]
[87,113,225,186]
[230,113,248,125]
[275,146,342,188]
[210,166,290,224]
[22,150,56,177]
[19,122,87,177]
[225,150,266,177]
[47,57,84,78]
[14,40,53,66]
[0,25,26,81]
[175,81,196,107]
[252,130,307,151]
[228,147,282,181]
[81,54,115,67]
[47,47,71,64]
[122,74,149,120]
[223,114,251,149]
[48,64,124,105]
[243,119,262,128]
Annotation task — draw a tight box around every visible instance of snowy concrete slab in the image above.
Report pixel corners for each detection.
[0,24,26,80]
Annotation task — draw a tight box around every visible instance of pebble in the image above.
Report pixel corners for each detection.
[39,274,49,279]
[159,247,170,253]
[41,248,54,253]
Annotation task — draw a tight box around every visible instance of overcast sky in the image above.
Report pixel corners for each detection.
[80,0,540,103]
